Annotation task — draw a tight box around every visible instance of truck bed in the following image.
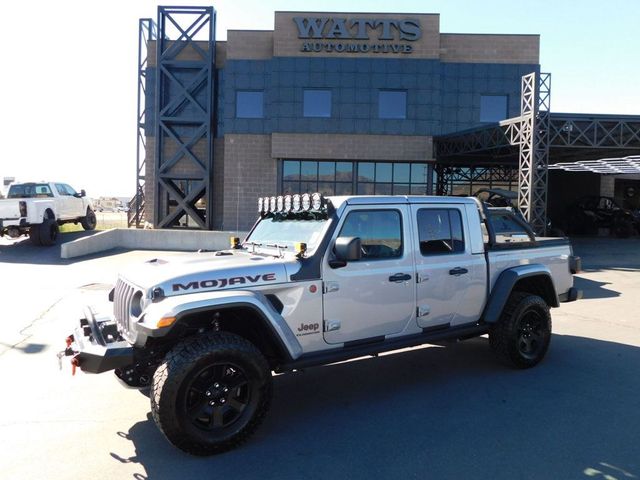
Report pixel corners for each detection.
[487,237,574,299]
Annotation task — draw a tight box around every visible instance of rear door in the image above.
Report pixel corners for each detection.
[411,204,485,328]
[322,205,415,344]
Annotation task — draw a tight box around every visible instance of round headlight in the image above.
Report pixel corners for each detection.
[284,195,292,212]
[301,193,311,211]
[257,197,263,213]
[276,196,284,212]
[292,194,301,212]
[311,192,322,211]
[130,290,144,318]
[269,196,277,212]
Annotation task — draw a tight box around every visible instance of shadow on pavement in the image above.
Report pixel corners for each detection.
[111,334,640,480]
[573,276,621,299]
[0,231,118,265]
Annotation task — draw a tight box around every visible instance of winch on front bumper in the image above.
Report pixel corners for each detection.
[61,306,133,374]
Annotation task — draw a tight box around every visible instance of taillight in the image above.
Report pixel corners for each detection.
[19,201,27,217]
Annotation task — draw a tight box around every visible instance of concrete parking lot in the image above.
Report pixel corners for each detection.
[0,234,638,480]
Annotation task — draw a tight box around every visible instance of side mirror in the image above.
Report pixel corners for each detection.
[80,189,86,197]
[330,236,361,268]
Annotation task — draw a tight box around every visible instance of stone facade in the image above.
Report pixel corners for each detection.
[271,133,432,161]
[221,135,276,231]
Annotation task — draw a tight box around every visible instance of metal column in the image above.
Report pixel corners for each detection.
[129,18,156,228]
[501,72,551,235]
[154,6,216,229]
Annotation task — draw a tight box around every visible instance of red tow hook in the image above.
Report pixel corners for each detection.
[57,335,79,374]
[71,356,80,376]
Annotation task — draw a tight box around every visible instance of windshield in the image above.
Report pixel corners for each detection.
[245,216,329,252]
[8,183,53,198]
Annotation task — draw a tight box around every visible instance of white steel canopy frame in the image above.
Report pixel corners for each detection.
[501,72,551,235]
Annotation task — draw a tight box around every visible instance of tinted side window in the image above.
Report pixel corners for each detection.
[339,210,402,259]
[63,184,77,196]
[35,184,53,197]
[55,184,69,196]
[417,209,465,255]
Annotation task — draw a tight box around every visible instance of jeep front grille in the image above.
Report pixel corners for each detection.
[113,278,137,341]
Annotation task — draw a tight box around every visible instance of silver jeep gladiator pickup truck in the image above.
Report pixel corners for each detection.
[62,193,581,455]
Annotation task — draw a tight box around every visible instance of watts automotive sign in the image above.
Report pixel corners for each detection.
[294,17,422,54]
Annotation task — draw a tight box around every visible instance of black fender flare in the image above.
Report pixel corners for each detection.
[482,265,559,323]
[139,291,302,362]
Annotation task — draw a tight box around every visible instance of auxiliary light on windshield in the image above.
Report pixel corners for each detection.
[256,192,330,217]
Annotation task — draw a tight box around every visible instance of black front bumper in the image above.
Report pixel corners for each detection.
[66,307,134,374]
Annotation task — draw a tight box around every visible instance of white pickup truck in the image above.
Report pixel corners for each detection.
[63,193,581,455]
[0,182,96,246]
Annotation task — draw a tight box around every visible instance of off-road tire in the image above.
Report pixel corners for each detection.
[29,225,42,245]
[489,292,551,369]
[38,218,59,246]
[151,332,272,456]
[80,208,97,231]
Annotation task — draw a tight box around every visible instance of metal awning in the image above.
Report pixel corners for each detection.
[548,155,640,174]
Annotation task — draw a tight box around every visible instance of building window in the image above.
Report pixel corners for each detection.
[236,91,264,118]
[281,160,430,196]
[339,209,403,259]
[417,209,465,255]
[378,90,407,119]
[480,95,508,122]
[303,89,332,117]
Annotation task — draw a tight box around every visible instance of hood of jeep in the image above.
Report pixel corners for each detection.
[119,251,292,296]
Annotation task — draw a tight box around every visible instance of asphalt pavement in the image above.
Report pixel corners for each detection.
[0,234,639,480]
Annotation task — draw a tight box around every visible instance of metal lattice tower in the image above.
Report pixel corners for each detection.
[129,18,156,228]
[154,6,216,229]
[503,72,551,235]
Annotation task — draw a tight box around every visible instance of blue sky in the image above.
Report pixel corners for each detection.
[0,0,638,197]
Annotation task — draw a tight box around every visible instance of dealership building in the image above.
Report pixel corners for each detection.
[131,6,640,233]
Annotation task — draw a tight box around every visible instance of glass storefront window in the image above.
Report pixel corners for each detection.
[281,160,432,197]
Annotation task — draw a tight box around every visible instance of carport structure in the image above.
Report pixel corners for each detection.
[434,73,640,234]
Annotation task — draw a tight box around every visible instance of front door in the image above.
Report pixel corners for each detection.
[54,183,73,218]
[322,206,415,344]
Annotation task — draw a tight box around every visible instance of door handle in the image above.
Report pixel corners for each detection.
[389,273,412,282]
[449,267,468,276]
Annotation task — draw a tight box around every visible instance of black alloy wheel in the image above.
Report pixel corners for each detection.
[183,362,251,431]
[515,310,545,361]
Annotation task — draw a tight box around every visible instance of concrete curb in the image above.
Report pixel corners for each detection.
[60,229,249,259]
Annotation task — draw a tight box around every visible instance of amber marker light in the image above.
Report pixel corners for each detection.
[294,242,307,258]
[157,316,177,328]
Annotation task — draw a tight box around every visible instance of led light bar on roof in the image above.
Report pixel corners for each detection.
[257,192,328,215]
